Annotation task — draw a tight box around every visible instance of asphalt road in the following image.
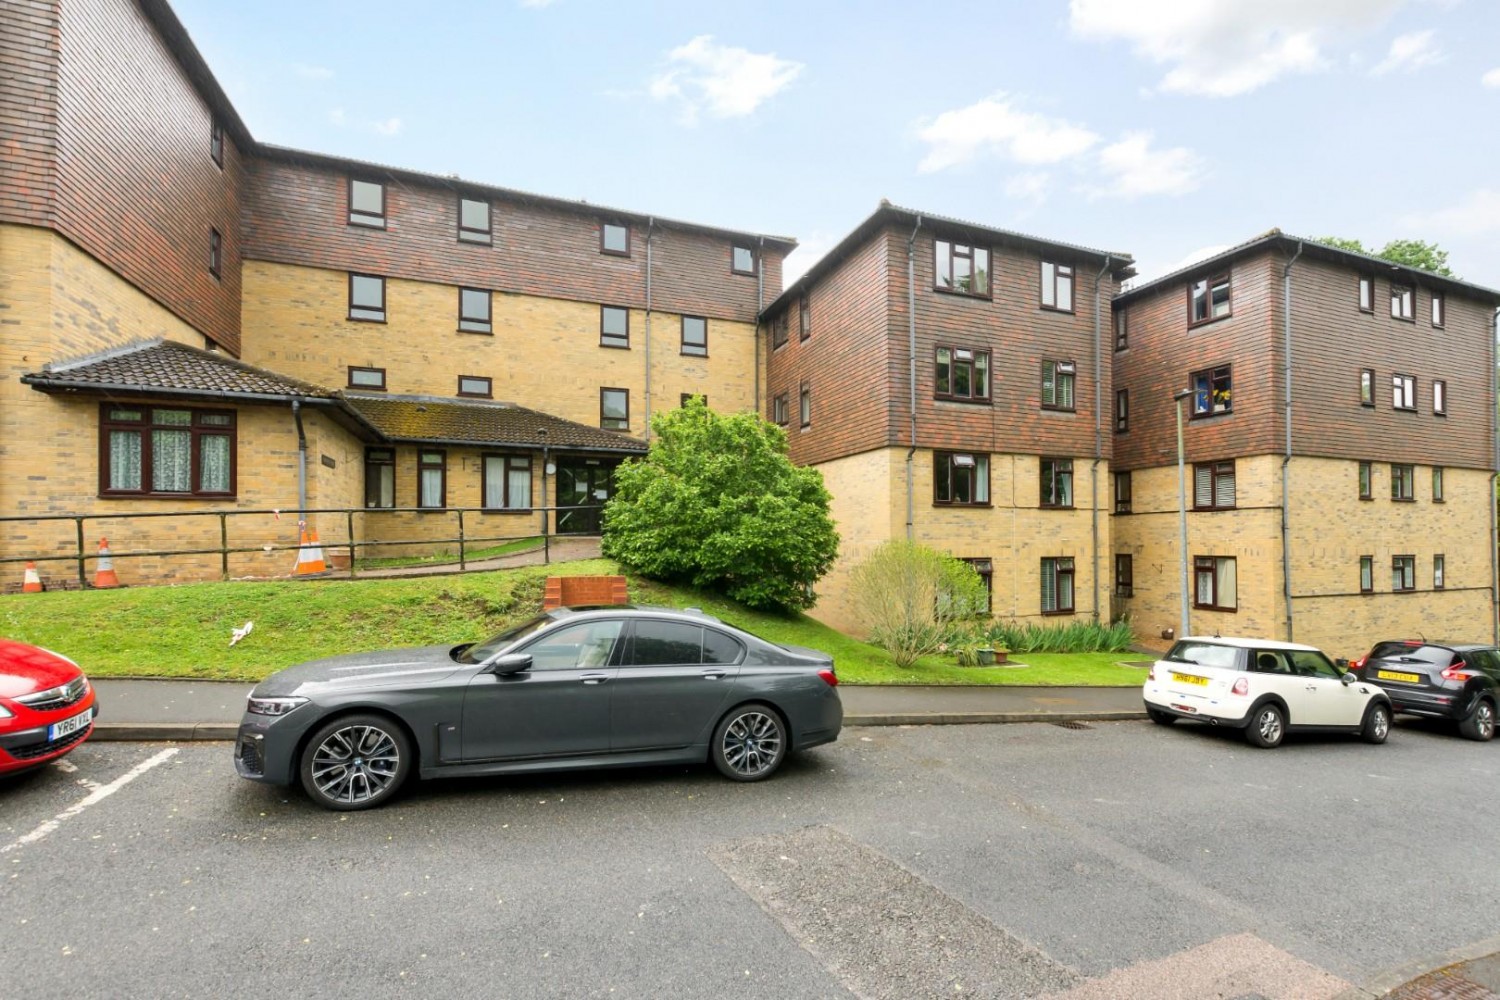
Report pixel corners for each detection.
[3,719,1498,1000]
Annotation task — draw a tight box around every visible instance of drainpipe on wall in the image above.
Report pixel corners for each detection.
[905,215,922,540]
[1280,241,1303,642]
[291,399,308,515]
[1091,255,1111,623]
[1491,308,1499,644]
[644,217,655,443]
[755,236,765,413]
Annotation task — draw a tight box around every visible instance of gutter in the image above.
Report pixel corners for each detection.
[1281,240,1303,642]
[18,378,337,406]
[644,217,654,443]
[1091,255,1111,623]
[1492,308,1500,644]
[291,400,308,515]
[905,215,922,540]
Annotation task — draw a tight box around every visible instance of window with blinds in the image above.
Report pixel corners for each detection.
[1193,461,1235,510]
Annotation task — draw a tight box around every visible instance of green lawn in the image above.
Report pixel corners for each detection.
[0,559,1145,686]
[355,535,543,570]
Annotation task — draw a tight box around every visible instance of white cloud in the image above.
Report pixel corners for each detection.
[782,230,838,285]
[648,36,802,125]
[1483,67,1500,88]
[293,64,334,80]
[371,117,402,137]
[1088,132,1206,199]
[1004,172,1051,205]
[1069,0,1408,96]
[915,93,1098,174]
[1399,189,1500,237]
[1372,30,1443,74]
[1128,244,1234,288]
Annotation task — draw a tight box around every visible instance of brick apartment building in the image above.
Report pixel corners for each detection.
[2,0,1497,649]
[759,204,1135,631]
[1112,233,1500,654]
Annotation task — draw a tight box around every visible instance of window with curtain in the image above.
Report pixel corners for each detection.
[101,405,235,497]
[484,455,532,510]
[365,448,395,508]
[1193,461,1236,510]
[418,451,446,508]
[1194,556,1237,611]
[1041,557,1075,614]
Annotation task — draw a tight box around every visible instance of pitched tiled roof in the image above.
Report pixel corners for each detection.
[21,339,335,399]
[345,394,648,453]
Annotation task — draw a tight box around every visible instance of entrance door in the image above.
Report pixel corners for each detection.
[556,459,616,534]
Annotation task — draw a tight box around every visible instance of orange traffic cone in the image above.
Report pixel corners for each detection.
[93,538,120,589]
[293,527,327,575]
[22,561,43,593]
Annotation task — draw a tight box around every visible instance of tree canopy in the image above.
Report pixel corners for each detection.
[601,397,839,612]
[1318,236,1455,277]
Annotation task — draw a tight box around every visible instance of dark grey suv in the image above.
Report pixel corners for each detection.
[1353,640,1499,741]
[234,606,843,810]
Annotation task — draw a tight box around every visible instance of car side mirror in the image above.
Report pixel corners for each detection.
[1335,657,1349,668]
[489,653,532,675]
[1340,672,1355,686]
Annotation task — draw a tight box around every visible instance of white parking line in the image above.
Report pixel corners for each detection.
[1,747,179,856]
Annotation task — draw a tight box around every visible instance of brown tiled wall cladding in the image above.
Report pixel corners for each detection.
[243,157,783,325]
[767,225,1120,469]
[0,0,59,226]
[1114,250,1495,471]
[35,0,245,353]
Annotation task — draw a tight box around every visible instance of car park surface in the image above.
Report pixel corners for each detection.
[235,606,842,810]
[1143,635,1391,748]
[6,720,1500,1000]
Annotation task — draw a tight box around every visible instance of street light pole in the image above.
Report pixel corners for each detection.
[1174,388,1194,640]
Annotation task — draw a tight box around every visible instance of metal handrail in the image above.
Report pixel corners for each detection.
[0,504,607,586]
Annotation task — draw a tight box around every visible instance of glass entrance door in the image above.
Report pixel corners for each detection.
[555,459,616,534]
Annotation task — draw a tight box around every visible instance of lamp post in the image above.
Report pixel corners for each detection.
[1174,388,1194,640]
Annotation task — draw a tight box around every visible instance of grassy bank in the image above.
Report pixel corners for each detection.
[0,560,1145,686]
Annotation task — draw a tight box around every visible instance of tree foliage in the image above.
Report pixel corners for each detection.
[850,540,990,668]
[600,397,838,612]
[1318,236,1455,277]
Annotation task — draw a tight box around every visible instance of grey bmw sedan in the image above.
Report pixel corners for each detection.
[234,606,843,810]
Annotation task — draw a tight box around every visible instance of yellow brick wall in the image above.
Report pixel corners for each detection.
[1112,454,1496,658]
[807,447,1112,635]
[240,260,758,437]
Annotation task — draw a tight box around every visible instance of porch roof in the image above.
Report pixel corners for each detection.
[343,394,649,454]
[20,339,335,401]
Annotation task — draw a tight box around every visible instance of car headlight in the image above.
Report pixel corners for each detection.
[246,696,309,717]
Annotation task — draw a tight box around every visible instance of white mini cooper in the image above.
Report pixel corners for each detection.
[1143,636,1393,748]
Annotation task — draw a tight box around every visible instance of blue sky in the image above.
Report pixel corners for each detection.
[175,0,1500,292]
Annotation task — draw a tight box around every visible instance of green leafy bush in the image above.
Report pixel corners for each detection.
[986,618,1135,654]
[601,398,838,611]
[851,540,990,668]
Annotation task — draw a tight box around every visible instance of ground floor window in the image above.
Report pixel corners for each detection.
[418,450,446,508]
[959,557,993,613]
[1115,554,1133,597]
[1041,557,1074,614]
[100,404,235,497]
[484,454,532,510]
[365,448,395,508]
[1194,555,1237,611]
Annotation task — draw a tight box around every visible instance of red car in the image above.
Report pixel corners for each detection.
[0,639,99,775]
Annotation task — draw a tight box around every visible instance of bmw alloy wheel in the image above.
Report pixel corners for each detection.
[301,717,410,809]
[713,705,786,781]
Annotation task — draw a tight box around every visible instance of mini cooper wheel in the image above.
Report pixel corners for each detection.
[1245,704,1285,749]
[299,714,412,811]
[1361,702,1391,744]
[712,703,787,782]
[1146,707,1177,726]
[1459,699,1496,742]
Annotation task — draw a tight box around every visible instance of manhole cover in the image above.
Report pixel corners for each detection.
[1051,720,1093,731]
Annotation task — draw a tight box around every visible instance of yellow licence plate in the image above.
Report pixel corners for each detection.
[1170,672,1209,687]
[1376,670,1422,684]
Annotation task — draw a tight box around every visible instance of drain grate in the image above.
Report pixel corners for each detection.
[1051,720,1093,731]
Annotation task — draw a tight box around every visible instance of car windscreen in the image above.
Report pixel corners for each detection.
[1164,642,1240,669]
[456,615,552,664]
[1369,643,1452,667]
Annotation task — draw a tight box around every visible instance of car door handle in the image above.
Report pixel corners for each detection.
[580,673,610,685]
[702,670,727,680]
[1305,684,1318,691]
